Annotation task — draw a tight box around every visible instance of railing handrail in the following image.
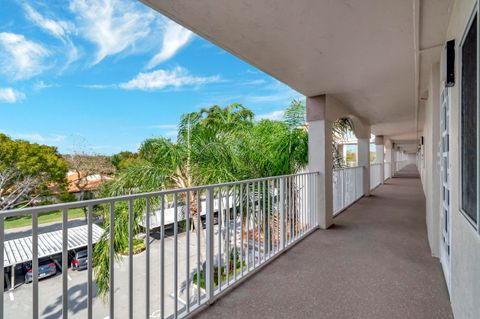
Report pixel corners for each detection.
[370,163,382,166]
[0,171,320,216]
[332,165,363,172]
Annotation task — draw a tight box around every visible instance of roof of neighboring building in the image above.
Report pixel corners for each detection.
[3,224,104,267]
[67,172,112,193]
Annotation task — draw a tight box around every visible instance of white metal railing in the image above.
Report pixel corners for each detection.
[332,166,363,216]
[384,162,392,180]
[370,163,382,190]
[0,172,319,319]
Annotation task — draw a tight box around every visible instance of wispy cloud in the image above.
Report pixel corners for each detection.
[119,66,221,91]
[14,133,66,144]
[69,0,155,65]
[0,87,26,103]
[24,4,75,41]
[256,110,285,121]
[147,124,177,129]
[34,80,59,91]
[0,32,50,80]
[147,20,193,69]
[79,84,117,89]
[242,79,266,86]
[247,80,302,104]
[23,4,78,68]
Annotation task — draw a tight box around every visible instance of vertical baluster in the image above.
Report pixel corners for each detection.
[174,192,178,318]
[280,178,286,250]
[127,201,133,319]
[160,195,165,318]
[196,191,201,305]
[32,212,39,319]
[109,202,115,319]
[245,184,249,271]
[217,188,222,291]
[225,185,230,285]
[263,180,266,261]
[205,187,215,302]
[256,181,260,264]
[62,208,68,319]
[87,206,93,318]
[252,182,256,268]
[146,198,151,319]
[267,180,271,258]
[240,184,244,276]
[185,191,190,313]
[233,185,237,282]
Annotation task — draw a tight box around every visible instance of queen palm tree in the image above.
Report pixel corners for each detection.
[93,104,254,298]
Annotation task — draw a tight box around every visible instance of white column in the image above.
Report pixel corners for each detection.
[307,96,333,229]
[358,132,371,196]
[375,135,385,183]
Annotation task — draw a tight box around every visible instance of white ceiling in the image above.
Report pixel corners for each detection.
[141,0,452,140]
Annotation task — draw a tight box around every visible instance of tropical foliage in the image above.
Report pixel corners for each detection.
[93,99,352,299]
[0,133,68,210]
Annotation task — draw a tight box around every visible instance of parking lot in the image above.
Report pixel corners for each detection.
[3,226,224,319]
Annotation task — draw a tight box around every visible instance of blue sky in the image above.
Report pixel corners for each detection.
[0,0,302,155]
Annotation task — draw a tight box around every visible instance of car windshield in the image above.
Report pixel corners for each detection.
[76,251,87,258]
[39,263,54,271]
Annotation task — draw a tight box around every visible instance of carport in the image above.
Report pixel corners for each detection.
[3,224,103,289]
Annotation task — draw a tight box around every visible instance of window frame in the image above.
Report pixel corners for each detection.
[458,2,479,232]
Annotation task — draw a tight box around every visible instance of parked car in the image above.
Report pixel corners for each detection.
[72,249,88,271]
[25,261,57,283]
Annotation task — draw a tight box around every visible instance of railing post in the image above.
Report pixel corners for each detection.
[280,178,286,250]
[205,187,215,303]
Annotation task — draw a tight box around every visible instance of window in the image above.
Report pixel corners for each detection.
[460,12,478,227]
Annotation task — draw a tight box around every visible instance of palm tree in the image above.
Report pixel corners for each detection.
[93,104,254,298]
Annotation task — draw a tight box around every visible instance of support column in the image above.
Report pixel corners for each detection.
[375,135,385,183]
[357,131,371,196]
[307,96,333,229]
[384,139,393,179]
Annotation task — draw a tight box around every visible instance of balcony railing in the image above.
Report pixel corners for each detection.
[332,166,363,216]
[384,162,392,180]
[0,172,319,319]
[370,163,382,190]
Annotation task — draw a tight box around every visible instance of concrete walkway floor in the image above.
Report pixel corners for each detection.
[193,165,453,319]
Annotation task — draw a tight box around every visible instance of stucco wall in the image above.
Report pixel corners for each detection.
[441,1,480,318]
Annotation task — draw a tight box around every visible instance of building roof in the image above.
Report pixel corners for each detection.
[3,224,104,267]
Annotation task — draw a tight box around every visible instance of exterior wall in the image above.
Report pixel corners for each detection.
[422,1,480,318]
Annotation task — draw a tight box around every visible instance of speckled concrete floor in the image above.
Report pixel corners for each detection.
[193,165,453,319]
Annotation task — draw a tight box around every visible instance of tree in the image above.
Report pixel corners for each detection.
[110,151,139,171]
[0,133,68,210]
[94,104,255,298]
[64,154,115,219]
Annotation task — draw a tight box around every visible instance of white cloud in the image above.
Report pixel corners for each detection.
[14,133,66,144]
[0,87,26,103]
[256,110,285,121]
[119,66,221,91]
[164,130,178,138]
[23,4,79,72]
[24,4,75,41]
[79,84,117,89]
[69,0,156,65]
[148,124,177,129]
[147,20,193,69]
[34,81,59,91]
[0,32,50,80]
